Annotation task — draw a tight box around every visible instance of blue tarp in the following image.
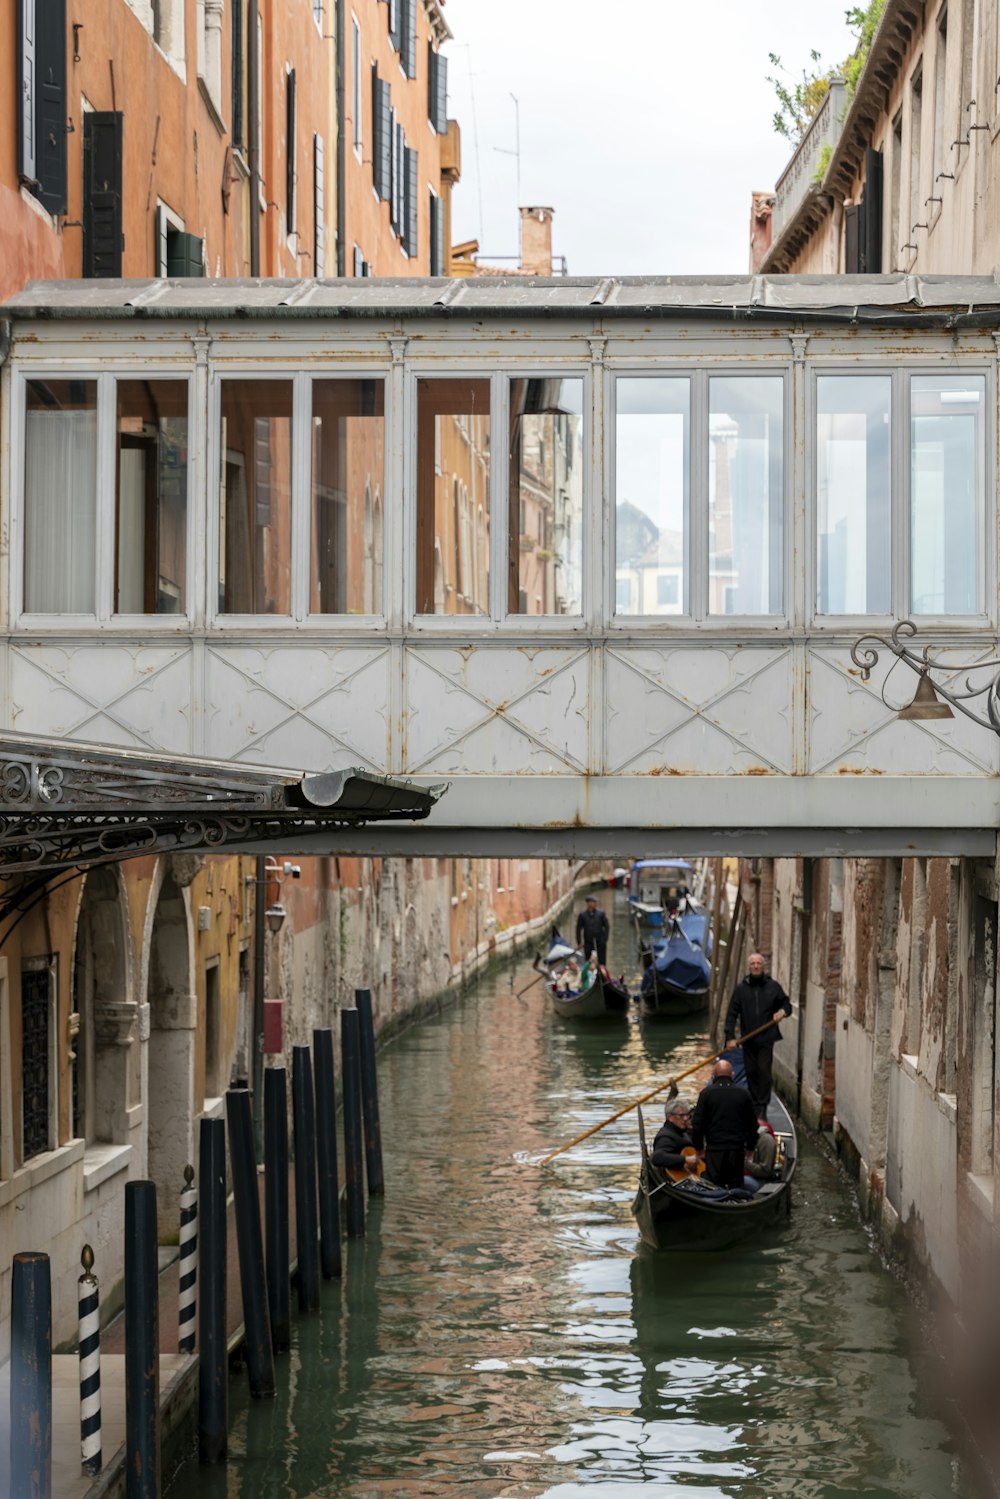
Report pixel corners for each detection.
[648,931,711,992]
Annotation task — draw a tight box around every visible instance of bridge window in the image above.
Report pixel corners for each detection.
[219,379,292,614]
[24,380,98,614]
[709,377,784,616]
[911,375,983,615]
[115,380,189,614]
[614,378,689,617]
[816,375,891,615]
[416,378,490,615]
[310,379,385,615]
[509,378,584,615]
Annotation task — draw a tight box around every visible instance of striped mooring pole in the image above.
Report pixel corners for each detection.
[178,1163,197,1355]
[78,1244,102,1476]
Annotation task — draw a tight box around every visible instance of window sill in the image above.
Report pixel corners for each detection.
[965,1171,994,1221]
[0,1138,85,1208]
[83,1142,133,1193]
[197,77,227,138]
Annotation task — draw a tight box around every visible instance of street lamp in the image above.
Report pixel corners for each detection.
[265,902,287,934]
[850,620,1000,730]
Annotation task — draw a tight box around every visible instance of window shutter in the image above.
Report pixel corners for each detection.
[404,146,418,258]
[389,0,399,51]
[36,0,67,213]
[427,44,436,127]
[862,146,884,273]
[429,191,444,275]
[390,113,400,232]
[435,50,448,134]
[167,231,204,277]
[372,70,391,200]
[403,0,417,79]
[83,111,124,278]
[18,0,36,185]
[232,0,244,149]
[314,134,325,276]
[844,203,861,274]
[286,69,296,235]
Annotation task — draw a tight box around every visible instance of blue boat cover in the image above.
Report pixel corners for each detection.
[649,931,711,992]
[545,929,577,963]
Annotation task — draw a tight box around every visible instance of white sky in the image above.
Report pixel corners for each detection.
[442,0,858,276]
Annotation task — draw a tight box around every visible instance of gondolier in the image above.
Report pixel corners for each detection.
[724,952,791,1118]
[575,895,609,966]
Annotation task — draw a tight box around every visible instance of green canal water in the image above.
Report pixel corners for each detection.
[170,892,968,1499]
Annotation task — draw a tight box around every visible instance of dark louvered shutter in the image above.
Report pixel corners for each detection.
[232,0,244,148]
[167,231,204,276]
[314,134,325,276]
[434,50,447,133]
[403,0,417,79]
[372,70,391,200]
[83,111,123,278]
[429,191,444,274]
[844,203,861,274]
[404,146,418,258]
[286,69,296,235]
[390,114,400,232]
[388,0,399,51]
[36,0,67,212]
[862,147,883,273]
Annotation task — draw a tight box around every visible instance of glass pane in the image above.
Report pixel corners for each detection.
[816,375,890,614]
[310,379,385,615]
[24,379,97,612]
[614,378,688,616]
[509,378,583,615]
[218,379,292,614]
[416,378,490,616]
[115,380,189,614]
[911,374,983,615]
[709,377,784,616]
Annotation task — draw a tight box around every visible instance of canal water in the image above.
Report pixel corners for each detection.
[170,890,967,1499]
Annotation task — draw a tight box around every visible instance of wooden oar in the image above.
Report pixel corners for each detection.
[537,1015,784,1165]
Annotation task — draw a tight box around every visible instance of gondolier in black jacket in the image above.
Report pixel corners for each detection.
[724,952,791,1119]
[575,895,609,966]
[691,1060,759,1188]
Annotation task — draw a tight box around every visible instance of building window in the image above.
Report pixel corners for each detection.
[416,379,490,615]
[286,68,297,237]
[816,375,890,615]
[932,9,948,194]
[656,573,679,607]
[353,244,365,277]
[372,68,391,199]
[314,135,326,276]
[403,145,418,257]
[907,68,923,260]
[205,961,222,1098]
[313,0,323,26]
[615,378,689,617]
[911,375,983,615]
[218,379,293,615]
[232,0,245,150]
[24,379,98,613]
[196,0,224,117]
[400,0,417,78]
[508,378,584,615]
[18,0,67,214]
[890,111,903,269]
[352,17,363,156]
[116,380,189,614]
[310,379,386,614]
[428,44,448,133]
[429,189,445,275]
[83,111,124,278]
[708,377,783,616]
[21,959,55,1164]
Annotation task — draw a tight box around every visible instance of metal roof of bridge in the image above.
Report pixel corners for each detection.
[5,274,1000,325]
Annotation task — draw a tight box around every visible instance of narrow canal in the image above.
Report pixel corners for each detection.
[171,890,967,1499]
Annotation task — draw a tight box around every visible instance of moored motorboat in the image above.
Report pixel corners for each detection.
[638,923,711,1019]
[631,1061,797,1251]
[628,859,703,930]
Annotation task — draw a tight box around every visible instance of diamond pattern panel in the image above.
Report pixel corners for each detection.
[403,647,590,774]
[605,646,793,775]
[205,646,391,772]
[807,648,998,776]
[9,644,195,753]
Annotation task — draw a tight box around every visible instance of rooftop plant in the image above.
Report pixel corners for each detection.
[767,0,887,144]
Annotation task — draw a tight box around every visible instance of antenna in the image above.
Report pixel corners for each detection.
[494,92,521,230]
[460,44,486,246]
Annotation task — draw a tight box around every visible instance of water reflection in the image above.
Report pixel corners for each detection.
[169,889,965,1499]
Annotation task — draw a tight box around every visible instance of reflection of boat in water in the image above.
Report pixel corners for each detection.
[632,1055,797,1251]
[628,860,709,940]
[536,929,631,1022]
[638,921,711,1019]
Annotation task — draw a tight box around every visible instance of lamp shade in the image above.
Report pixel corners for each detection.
[897,669,954,720]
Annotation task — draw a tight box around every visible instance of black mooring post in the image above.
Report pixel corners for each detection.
[198,1117,227,1463]
[355,988,385,1197]
[124,1181,160,1499]
[264,1067,291,1350]
[291,1045,321,1311]
[312,1028,343,1278]
[341,1007,365,1238]
[10,1251,52,1499]
[225,1089,275,1398]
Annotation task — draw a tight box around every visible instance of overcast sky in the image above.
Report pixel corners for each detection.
[442,1,857,276]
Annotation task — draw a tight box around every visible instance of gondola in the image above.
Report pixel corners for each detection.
[631,1057,797,1251]
[637,921,711,1019]
[536,929,631,1022]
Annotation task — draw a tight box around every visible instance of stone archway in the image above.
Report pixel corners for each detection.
[146,871,196,1238]
[72,866,133,1145]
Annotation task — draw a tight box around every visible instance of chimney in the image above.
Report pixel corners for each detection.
[519,206,554,275]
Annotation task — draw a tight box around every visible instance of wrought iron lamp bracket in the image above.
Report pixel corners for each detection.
[850,620,1000,733]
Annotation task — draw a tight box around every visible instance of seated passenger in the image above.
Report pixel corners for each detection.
[650,1099,699,1174]
[555,958,579,995]
[743,1121,779,1192]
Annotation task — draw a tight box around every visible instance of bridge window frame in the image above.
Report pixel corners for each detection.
[12,367,195,630]
[608,364,792,630]
[207,366,390,628]
[807,362,994,627]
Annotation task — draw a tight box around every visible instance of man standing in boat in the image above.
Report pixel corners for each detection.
[724,952,791,1119]
[575,894,610,967]
[691,1059,760,1188]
